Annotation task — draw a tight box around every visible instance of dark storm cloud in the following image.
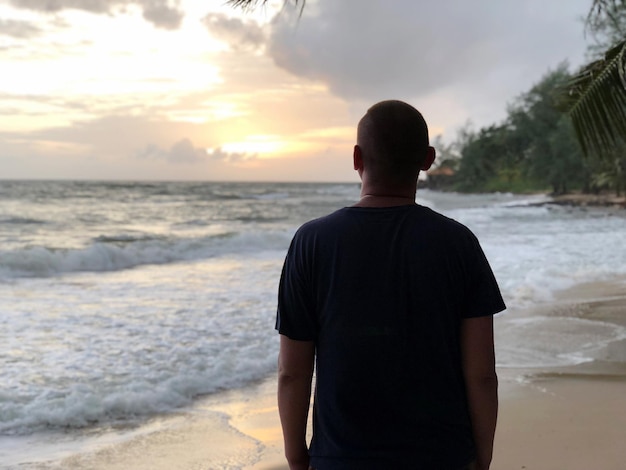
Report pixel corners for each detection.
[0,19,41,38]
[202,13,266,51]
[8,0,183,29]
[267,0,589,102]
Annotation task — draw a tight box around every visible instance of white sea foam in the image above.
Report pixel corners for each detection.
[0,350,277,435]
[496,315,626,368]
[0,255,282,435]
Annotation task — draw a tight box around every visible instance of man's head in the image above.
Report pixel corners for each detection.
[355,100,435,189]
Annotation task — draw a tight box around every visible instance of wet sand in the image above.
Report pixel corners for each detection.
[493,368,626,470]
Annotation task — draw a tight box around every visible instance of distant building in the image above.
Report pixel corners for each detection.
[424,166,455,189]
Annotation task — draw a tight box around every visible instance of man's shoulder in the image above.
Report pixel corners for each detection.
[293,205,475,240]
[297,205,470,229]
[421,206,474,233]
[295,207,351,236]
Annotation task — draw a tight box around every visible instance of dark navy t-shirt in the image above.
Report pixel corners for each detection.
[276,205,505,470]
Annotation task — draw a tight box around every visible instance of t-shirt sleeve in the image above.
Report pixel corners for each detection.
[462,232,506,318]
[275,229,318,341]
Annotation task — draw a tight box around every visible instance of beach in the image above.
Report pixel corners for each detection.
[2,182,626,469]
[491,281,626,470]
[12,280,624,470]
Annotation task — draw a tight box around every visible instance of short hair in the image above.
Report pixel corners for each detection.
[357,100,429,185]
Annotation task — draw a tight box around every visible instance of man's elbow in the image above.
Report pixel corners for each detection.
[464,371,498,389]
[277,363,313,384]
[277,336,315,388]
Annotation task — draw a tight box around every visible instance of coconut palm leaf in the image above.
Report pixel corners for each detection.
[565,40,626,157]
[227,0,266,8]
[226,0,304,11]
[587,0,626,25]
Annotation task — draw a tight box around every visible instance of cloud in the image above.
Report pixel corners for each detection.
[7,0,183,30]
[202,13,266,51]
[2,112,256,164]
[267,0,589,106]
[0,19,42,38]
[138,138,208,164]
[206,146,255,162]
[4,114,208,158]
[140,0,183,30]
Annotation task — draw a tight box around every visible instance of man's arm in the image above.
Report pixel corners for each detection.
[461,315,498,470]
[277,334,315,470]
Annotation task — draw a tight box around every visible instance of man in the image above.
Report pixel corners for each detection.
[276,100,505,470]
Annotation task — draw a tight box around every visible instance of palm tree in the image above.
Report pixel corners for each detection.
[565,0,626,157]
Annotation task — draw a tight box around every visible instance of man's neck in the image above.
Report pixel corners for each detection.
[353,192,416,208]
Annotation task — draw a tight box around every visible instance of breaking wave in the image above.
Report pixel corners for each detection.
[0,230,292,278]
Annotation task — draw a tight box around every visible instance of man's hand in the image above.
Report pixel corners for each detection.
[277,335,315,470]
[461,316,498,470]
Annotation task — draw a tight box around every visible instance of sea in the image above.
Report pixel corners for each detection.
[1,180,626,467]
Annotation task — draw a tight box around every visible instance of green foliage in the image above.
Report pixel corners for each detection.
[512,66,588,193]
[590,139,626,194]
[586,0,626,53]
[453,124,519,191]
[449,66,589,195]
[565,41,626,158]
[561,0,626,159]
[431,135,461,171]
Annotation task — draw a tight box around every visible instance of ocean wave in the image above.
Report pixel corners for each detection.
[235,215,287,223]
[252,192,290,200]
[494,194,553,208]
[0,216,47,225]
[0,342,278,435]
[0,230,292,278]
[92,234,166,244]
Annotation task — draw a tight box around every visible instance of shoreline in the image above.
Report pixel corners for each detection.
[6,280,626,470]
[548,192,626,210]
[417,180,626,210]
[417,185,626,210]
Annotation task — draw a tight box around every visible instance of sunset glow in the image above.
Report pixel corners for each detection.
[1,0,590,181]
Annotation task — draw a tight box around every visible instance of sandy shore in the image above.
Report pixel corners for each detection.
[228,368,626,470]
[493,368,626,470]
[14,281,626,470]
[226,280,626,470]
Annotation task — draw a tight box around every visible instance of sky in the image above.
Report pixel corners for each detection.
[1,0,592,182]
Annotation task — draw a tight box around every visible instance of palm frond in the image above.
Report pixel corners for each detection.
[226,0,266,9]
[565,40,626,157]
[587,0,626,26]
[226,0,305,12]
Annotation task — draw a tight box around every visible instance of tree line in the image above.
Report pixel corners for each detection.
[430,64,614,194]
[430,1,626,195]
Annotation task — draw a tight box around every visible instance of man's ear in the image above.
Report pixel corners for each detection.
[353,145,363,172]
[421,146,436,171]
